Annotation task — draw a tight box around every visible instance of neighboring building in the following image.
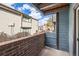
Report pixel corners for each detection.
[0,4,38,36]
[31,18,38,35]
[39,16,56,32]
[38,24,54,32]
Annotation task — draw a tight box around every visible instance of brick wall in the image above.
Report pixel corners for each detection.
[0,33,45,56]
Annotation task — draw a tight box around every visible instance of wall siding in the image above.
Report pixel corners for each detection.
[0,8,38,35]
[59,7,69,52]
[45,7,69,52]
[45,32,56,48]
[0,8,21,35]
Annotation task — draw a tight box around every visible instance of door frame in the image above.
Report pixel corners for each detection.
[56,12,59,49]
[73,4,79,56]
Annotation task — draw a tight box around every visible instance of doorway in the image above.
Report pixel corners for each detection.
[73,4,79,56]
[45,13,59,49]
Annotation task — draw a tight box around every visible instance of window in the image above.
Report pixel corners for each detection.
[22,17,32,23]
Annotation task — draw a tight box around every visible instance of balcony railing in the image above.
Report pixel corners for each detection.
[0,32,45,56]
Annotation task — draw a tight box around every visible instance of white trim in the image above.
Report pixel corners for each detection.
[76,6,79,56]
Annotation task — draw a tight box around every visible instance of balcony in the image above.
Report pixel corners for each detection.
[0,3,70,56]
[0,32,69,56]
[0,32,45,56]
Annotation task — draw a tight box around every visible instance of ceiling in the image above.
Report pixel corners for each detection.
[33,3,69,14]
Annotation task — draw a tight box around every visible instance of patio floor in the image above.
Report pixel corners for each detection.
[39,46,69,56]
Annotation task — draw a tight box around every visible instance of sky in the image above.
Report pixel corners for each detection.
[3,3,53,26]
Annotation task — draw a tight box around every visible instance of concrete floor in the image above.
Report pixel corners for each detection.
[39,46,69,56]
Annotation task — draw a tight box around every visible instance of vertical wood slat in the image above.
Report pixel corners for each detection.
[0,33,45,56]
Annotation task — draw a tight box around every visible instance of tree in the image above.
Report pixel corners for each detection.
[46,18,54,29]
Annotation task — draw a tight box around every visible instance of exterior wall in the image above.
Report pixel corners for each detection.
[45,32,56,48]
[59,7,69,52]
[31,19,38,35]
[0,33,45,56]
[0,9,21,35]
[0,8,38,35]
[69,4,76,55]
[45,7,69,52]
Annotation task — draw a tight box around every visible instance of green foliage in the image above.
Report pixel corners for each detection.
[46,18,54,28]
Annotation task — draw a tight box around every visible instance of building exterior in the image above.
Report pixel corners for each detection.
[0,3,79,56]
[0,4,38,36]
[33,3,79,56]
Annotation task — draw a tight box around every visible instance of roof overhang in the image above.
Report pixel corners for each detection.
[33,3,69,15]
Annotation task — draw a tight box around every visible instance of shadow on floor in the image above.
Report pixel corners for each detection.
[39,46,69,56]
